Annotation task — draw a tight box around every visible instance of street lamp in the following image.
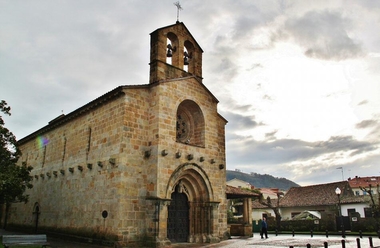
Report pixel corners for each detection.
[335,187,345,238]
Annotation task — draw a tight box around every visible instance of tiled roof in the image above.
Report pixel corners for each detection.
[259,188,282,197]
[348,176,380,189]
[226,185,260,199]
[252,198,279,209]
[279,181,354,207]
[252,200,267,208]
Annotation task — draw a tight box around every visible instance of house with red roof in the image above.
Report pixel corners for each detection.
[252,181,371,228]
[348,176,380,196]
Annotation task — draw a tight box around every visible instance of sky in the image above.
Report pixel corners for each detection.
[1,0,379,186]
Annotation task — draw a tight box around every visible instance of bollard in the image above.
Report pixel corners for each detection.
[359,230,362,238]
[326,229,329,238]
[356,238,361,248]
[324,241,328,248]
[307,244,311,248]
[369,237,373,247]
[292,229,295,237]
[275,229,278,236]
[310,229,313,237]
[289,246,294,248]
[341,239,346,248]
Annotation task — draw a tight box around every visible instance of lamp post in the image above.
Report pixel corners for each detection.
[335,187,345,238]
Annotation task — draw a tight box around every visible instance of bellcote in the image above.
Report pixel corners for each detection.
[149,22,203,84]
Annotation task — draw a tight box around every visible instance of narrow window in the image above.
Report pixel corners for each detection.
[62,136,67,165]
[86,127,91,161]
[42,146,46,167]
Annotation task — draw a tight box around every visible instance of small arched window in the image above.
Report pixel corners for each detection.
[166,32,178,66]
[184,40,195,72]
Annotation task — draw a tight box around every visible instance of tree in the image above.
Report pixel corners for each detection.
[360,184,380,233]
[259,192,284,231]
[0,100,33,228]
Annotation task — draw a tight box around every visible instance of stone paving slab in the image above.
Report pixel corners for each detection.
[199,235,380,248]
[2,230,380,248]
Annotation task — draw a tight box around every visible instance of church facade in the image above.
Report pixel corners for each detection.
[10,22,228,247]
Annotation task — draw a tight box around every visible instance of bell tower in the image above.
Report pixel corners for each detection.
[149,22,203,84]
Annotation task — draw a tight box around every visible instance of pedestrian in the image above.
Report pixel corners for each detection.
[261,217,268,239]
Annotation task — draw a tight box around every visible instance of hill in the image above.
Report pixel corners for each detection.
[226,170,300,190]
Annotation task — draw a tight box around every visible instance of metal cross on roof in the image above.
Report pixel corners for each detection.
[174,1,183,22]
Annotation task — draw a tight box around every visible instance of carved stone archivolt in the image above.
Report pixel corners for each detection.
[163,163,218,243]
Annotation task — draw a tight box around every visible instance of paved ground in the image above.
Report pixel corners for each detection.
[199,235,380,248]
[1,229,380,247]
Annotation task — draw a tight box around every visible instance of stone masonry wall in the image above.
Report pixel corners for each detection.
[11,89,156,242]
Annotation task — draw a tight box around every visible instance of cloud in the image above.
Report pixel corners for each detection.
[1,0,380,186]
[265,130,278,140]
[284,10,364,60]
[223,111,260,132]
[357,100,368,106]
[313,136,377,156]
[228,134,377,167]
[226,132,380,185]
[356,119,378,129]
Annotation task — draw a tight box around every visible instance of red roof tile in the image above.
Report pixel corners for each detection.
[348,176,380,189]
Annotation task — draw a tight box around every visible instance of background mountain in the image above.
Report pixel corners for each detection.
[226,170,300,190]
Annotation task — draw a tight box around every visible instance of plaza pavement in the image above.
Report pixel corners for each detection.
[1,229,380,247]
[199,234,380,248]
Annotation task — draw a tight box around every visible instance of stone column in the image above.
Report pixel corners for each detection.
[242,198,253,236]
[156,200,171,247]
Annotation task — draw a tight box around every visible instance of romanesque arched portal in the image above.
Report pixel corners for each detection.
[165,163,216,243]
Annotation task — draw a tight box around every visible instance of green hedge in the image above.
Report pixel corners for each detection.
[265,217,379,233]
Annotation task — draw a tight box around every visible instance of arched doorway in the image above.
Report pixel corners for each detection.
[165,163,216,243]
[32,203,40,233]
[167,184,189,242]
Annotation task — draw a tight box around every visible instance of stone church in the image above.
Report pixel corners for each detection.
[10,22,228,247]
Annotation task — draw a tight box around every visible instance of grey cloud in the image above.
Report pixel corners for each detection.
[358,0,380,9]
[227,134,377,168]
[300,150,380,184]
[263,94,273,100]
[223,111,259,132]
[356,119,378,129]
[284,10,364,60]
[233,16,263,39]
[358,100,368,106]
[217,58,239,82]
[265,130,278,140]
[247,63,263,71]
[313,136,376,154]
[227,137,312,165]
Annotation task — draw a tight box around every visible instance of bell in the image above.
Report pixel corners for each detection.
[184,51,190,65]
[167,48,172,57]
[184,56,189,65]
[167,44,173,57]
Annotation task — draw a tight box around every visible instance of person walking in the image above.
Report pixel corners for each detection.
[261,217,268,239]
